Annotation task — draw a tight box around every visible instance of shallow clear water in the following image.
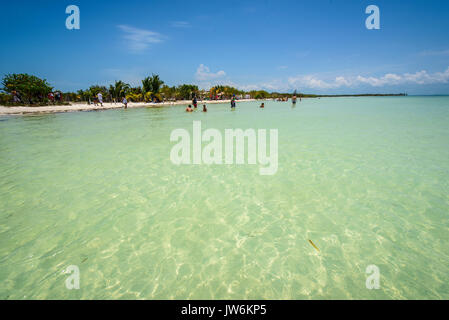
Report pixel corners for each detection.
[0,97,448,300]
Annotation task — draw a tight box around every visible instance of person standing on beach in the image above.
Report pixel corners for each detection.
[122,97,128,109]
[12,90,20,103]
[97,92,103,107]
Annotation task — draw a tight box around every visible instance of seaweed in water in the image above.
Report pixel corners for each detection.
[308,240,320,252]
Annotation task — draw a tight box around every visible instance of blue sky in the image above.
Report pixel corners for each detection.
[1,0,449,94]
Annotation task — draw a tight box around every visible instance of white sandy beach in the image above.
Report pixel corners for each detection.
[0,99,262,116]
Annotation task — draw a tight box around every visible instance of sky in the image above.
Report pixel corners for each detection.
[1,0,449,94]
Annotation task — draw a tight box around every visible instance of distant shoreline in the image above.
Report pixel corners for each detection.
[0,94,417,116]
[297,93,408,98]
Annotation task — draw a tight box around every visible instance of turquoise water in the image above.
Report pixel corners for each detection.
[0,97,448,299]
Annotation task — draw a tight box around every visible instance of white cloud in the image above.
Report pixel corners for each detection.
[195,64,226,81]
[234,80,290,92]
[118,25,164,53]
[171,21,191,28]
[288,67,449,89]
[207,67,449,93]
[196,80,236,90]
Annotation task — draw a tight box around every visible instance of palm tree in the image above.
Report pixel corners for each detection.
[110,80,130,101]
[89,85,107,97]
[142,74,164,102]
[160,85,176,101]
[150,74,164,94]
[141,77,151,95]
[77,89,91,102]
[108,85,115,102]
[142,77,152,102]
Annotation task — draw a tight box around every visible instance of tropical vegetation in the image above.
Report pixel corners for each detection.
[1,72,405,106]
[2,73,54,105]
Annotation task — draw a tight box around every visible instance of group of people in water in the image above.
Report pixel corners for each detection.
[185,104,207,112]
[87,92,300,112]
[185,94,299,112]
[185,96,205,112]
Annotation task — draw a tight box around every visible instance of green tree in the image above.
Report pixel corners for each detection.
[109,81,130,101]
[129,86,142,95]
[249,90,270,99]
[2,73,53,104]
[63,92,78,102]
[89,85,108,97]
[160,85,176,101]
[142,74,164,102]
[150,74,164,94]
[176,84,199,100]
[77,89,92,102]
[0,92,10,105]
